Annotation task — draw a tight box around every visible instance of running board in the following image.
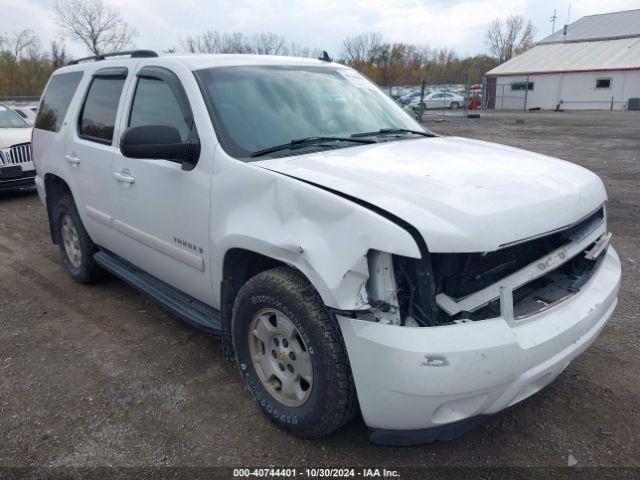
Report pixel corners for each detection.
[94,250,221,333]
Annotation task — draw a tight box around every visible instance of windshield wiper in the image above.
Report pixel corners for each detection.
[351,128,436,138]
[250,136,376,158]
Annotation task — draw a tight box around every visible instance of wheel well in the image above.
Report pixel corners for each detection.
[220,248,286,359]
[223,248,286,284]
[44,174,72,244]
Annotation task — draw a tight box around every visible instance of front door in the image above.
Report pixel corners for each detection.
[110,64,214,304]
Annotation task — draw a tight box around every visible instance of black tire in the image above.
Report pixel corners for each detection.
[450,101,459,109]
[52,195,104,283]
[232,266,358,438]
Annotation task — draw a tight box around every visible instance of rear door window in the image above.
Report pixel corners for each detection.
[34,71,83,132]
[78,71,127,144]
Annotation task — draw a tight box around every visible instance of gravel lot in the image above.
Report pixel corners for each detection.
[1,110,638,472]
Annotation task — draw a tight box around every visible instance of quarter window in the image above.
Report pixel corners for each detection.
[79,76,126,144]
[596,79,611,89]
[129,77,190,141]
[35,72,83,132]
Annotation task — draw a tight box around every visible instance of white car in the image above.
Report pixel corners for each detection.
[32,51,620,445]
[0,103,35,191]
[420,91,465,109]
[10,104,39,125]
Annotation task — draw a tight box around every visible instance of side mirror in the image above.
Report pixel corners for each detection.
[119,124,199,165]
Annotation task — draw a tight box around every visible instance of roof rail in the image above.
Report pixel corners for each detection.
[68,50,158,66]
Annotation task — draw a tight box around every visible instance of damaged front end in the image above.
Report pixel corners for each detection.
[358,206,609,327]
[337,205,620,444]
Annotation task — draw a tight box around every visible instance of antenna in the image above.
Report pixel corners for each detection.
[318,51,332,62]
[551,9,557,33]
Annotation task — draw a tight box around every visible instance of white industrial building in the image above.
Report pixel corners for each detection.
[485,9,640,110]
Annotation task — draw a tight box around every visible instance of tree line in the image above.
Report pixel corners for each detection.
[0,0,535,98]
[0,31,67,98]
[338,33,501,86]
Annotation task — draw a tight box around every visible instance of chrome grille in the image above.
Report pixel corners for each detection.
[0,151,5,166]
[8,143,31,165]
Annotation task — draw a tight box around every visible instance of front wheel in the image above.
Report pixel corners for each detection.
[232,267,358,438]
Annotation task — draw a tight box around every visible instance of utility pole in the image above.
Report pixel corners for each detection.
[551,9,557,33]
[419,79,426,118]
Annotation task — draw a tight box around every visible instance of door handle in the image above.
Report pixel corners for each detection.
[65,154,80,166]
[113,171,136,184]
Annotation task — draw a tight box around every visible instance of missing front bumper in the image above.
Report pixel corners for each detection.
[338,247,620,443]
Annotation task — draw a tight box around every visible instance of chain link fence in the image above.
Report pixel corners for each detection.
[390,75,483,120]
[482,77,528,111]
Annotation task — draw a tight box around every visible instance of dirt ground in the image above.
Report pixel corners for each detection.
[0,111,638,472]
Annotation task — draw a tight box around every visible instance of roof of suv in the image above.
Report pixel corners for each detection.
[57,54,346,74]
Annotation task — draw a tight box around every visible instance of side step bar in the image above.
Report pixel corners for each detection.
[94,250,222,333]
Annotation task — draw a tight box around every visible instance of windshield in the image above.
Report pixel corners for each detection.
[195,65,428,159]
[0,105,30,128]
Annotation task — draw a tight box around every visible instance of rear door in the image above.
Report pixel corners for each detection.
[65,66,132,250]
[109,63,215,304]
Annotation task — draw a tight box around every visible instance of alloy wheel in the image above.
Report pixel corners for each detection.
[60,214,82,269]
[248,308,313,407]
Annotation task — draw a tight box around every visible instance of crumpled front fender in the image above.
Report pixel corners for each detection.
[211,148,421,310]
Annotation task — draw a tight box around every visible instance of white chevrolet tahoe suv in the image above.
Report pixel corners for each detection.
[33,51,621,445]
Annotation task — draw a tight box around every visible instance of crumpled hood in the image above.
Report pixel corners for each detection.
[255,136,606,252]
[0,128,31,149]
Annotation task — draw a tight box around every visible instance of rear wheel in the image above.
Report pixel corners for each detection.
[53,195,104,283]
[232,266,358,438]
[450,101,459,109]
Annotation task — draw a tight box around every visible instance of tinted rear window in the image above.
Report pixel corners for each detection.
[78,77,125,144]
[35,72,83,132]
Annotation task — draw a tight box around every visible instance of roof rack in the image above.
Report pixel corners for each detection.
[68,50,158,66]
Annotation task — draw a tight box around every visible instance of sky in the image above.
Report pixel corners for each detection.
[1,0,638,58]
